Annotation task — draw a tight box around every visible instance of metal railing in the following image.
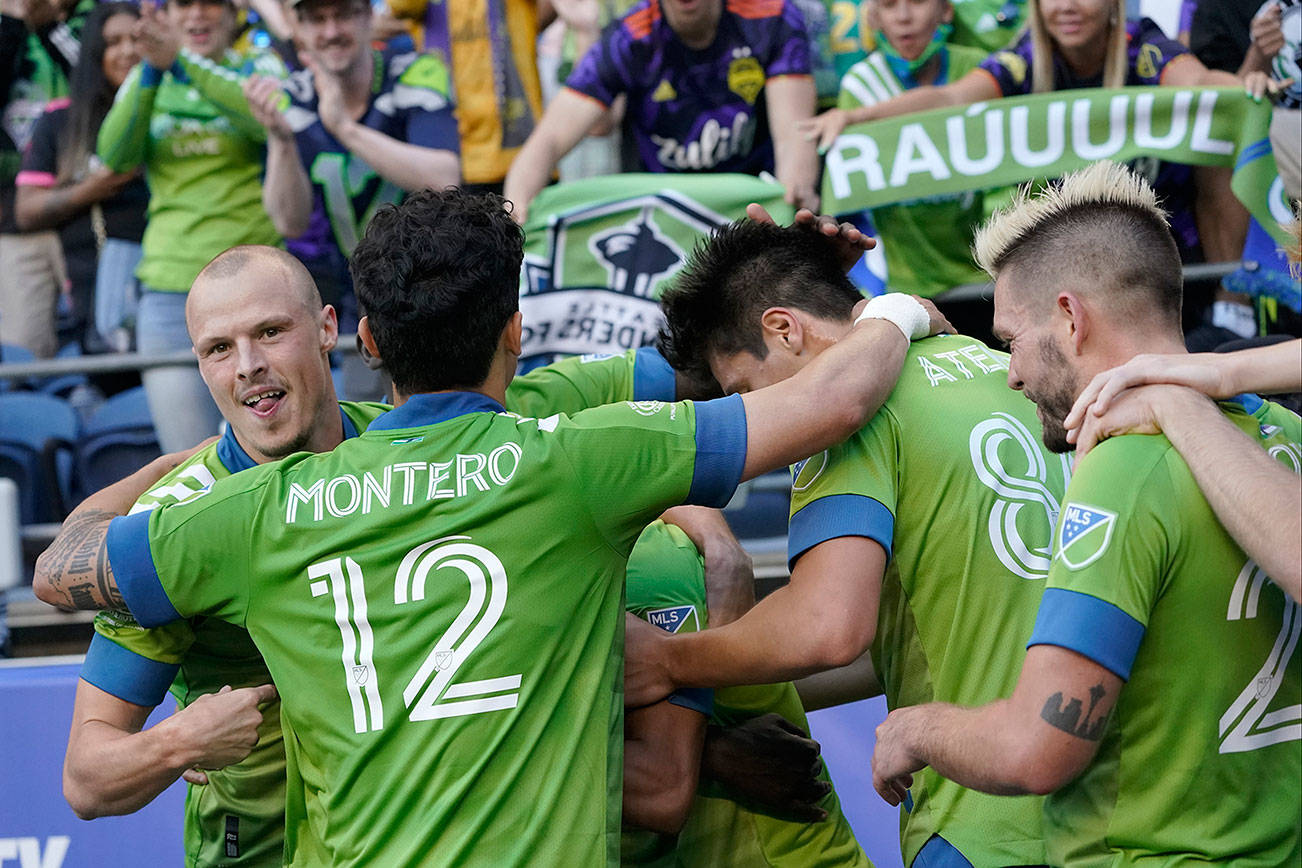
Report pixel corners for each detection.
[936,260,1244,304]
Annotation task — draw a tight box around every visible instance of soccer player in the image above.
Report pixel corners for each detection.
[871,161,1301,866]
[626,216,1069,866]
[505,350,870,865]
[63,245,390,866]
[1063,340,1302,600]
[61,258,797,864]
[34,189,937,866]
[241,0,460,340]
[502,0,821,222]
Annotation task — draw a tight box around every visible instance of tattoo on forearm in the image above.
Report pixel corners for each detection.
[38,509,120,610]
[1041,683,1111,741]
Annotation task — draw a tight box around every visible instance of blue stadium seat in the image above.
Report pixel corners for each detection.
[0,344,35,393]
[77,386,161,498]
[0,392,80,523]
[40,342,90,399]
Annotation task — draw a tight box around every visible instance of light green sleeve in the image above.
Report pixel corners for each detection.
[505,351,638,417]
[554,396,744,554]
[1253,399,1302,447]
[787,411,900,566]
[1045,437,1174,625]
[97,64,157,172]
[93,609,197,664]
[134,465,278,625]
[176,49,285,141]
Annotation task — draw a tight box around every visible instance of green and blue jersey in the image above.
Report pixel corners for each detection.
[1029,395,1301,867]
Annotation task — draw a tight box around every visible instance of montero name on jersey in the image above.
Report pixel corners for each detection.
[285,443,524,524]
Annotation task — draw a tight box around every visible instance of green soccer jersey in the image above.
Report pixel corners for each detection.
[837,45,989,297]
[624,522,871,868]
[97,50,284,291]
[789,334,1069,867]
[82,401,388,867]
[106,391,748,867]
[949,0,1025,52]
[505,347,677,418]
[1028,395,1301,867]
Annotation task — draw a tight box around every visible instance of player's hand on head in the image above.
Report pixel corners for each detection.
[703,713,831,821]
[176,683,278,773]
[870,707,925,806]
[243,75,294,139]
[743,203,876,273]
[623,614,675,708]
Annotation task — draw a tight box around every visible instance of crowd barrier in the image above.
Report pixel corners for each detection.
[0,655,902,868]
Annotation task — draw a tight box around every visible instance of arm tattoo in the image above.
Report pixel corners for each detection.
[1041,683,1111,741]
[37,509,123,610]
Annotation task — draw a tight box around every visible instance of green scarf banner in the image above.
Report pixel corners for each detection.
[519,173,793,365]
[821,86,1294,245]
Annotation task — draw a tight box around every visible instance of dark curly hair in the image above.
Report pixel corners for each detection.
[350,189,522,394]
[658,220,861,383]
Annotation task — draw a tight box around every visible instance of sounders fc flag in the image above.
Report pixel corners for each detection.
[519,173,793,367]
[821,86,1294,245]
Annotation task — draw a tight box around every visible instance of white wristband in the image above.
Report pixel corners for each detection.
[853,293,931,340]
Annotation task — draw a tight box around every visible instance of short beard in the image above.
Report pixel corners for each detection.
[1030,337,1078,454]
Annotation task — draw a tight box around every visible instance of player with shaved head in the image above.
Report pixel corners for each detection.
[59,245,390,867]
[872,162,1301,866]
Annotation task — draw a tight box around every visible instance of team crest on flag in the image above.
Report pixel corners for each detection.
[1056,503,1117,570]
[647,605,699,633]
[519,174,792,366]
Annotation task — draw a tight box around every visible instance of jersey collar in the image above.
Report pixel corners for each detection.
[368,391,506,431]
[216,404,361,473]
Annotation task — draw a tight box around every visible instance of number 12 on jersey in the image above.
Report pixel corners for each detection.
[308,538,524,735]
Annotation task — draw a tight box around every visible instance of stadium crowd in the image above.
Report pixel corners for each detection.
[1,0,1300,863]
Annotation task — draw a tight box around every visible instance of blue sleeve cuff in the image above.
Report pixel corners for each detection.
[788,493,894,570]
[139,63,165,87]
[1027,588,1146,681]
[107,512,181,629]
[633,346,677,402]
[668,687,713,717]
[80,633,179,707]
[687,394,747,508]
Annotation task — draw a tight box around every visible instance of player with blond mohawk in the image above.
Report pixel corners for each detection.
[872,161,1301,867]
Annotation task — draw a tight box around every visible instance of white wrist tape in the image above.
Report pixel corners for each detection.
[853,294,931,340]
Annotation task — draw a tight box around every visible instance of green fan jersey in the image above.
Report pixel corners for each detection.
[788,334,1068,867]
[624,522,871,868]
[97,49,284,291]
[837,45,989,297]
[1027,395,1301,867]
[82,401,389,868]
[105,391,748,867]
[949,0,1025,53]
